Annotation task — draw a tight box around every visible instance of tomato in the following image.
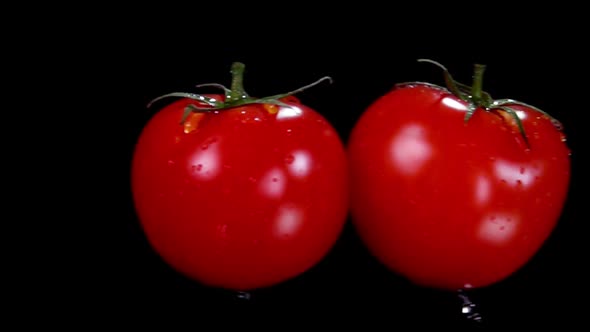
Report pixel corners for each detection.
[131,63,348,291]
[347,59,571,290]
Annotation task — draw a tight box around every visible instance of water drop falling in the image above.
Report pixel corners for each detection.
[457,289,483,323]
[236,291,251,301]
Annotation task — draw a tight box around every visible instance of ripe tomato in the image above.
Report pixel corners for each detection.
[131,63,348,291]
[347,60,571,290]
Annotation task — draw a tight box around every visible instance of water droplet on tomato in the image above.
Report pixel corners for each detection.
[458,290,483,323]
[519,167,525,174]
[499,226,505,230]
[552,118,564,131]
[201,137,218,150]
[501,179,507,184]
[248,176,257,183]
[516,180,523,186]
[286,129,293,135]
[285,154,295,164]
[560,133,567,142]
[192,164,203,172]
[260,168,286,198]
[167,160,175,166]
[397,83,417,89]
[216,224,228,239]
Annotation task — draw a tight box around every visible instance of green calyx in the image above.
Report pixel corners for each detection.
[414,59,562,148]
[147,62,333,124]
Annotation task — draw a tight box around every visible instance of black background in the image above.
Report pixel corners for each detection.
[39,8,588,329]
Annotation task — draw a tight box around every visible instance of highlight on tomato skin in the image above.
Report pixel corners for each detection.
[347,60,571,291]
[130,63,349,291]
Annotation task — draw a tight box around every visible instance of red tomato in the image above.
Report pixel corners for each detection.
[347,60,571,290]
[131,63,348,291]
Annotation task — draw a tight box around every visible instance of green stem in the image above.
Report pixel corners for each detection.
[229,62,248,102]
[471,64,486,104]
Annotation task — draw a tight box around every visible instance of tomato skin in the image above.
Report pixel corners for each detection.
[348,84,571,290]
[131,96,348,291]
